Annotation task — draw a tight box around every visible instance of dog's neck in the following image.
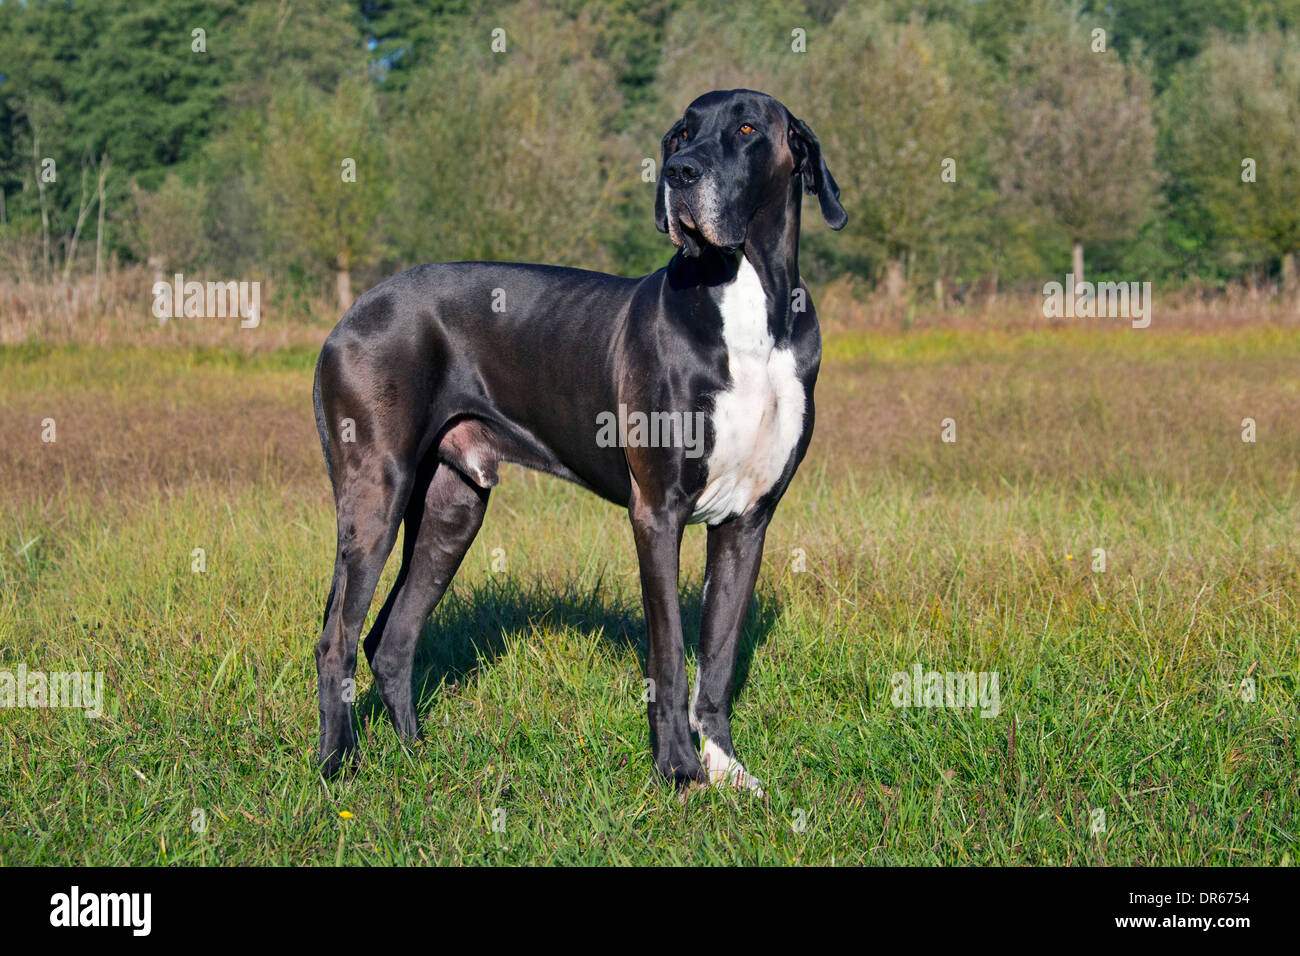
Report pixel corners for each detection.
[738,176,803,344]
[663,175,809,344]
[667,178,804,344]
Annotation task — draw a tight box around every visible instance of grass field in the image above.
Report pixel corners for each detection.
[1,323,1298,865]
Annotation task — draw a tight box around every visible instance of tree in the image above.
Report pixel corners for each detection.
[251,77,389,310]
[0,0,248,282]
[358,0,475,89]
[999,14,1158,285]
[819,8,996,299]
[652,0,813,113]
[1160,30,1300,299]
[0,0,240,189]
[1081,0,1300,87]
[385,0,626,270]
[221,0,366,107]
[120,173,212,281]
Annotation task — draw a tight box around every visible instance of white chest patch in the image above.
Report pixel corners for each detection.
[690,257,806,526]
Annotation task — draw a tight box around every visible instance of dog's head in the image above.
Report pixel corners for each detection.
[655,89,847,257]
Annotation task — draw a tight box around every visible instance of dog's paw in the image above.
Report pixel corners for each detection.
[700,737,765,798]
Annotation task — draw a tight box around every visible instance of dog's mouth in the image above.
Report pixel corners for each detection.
[670,203,738,258]
[675,207,705,258]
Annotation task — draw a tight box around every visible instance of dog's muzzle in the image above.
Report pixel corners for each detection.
[664,181,741,256]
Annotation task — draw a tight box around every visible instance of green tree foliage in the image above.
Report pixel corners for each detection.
[221,0,368,106]
[121,173,213,277]
[653,0,813,111]
[1082,0,1300,85]
[385,0,626,270]
[0,0,239,188]
[819,8,997,297]
[358,0,476,88]
[0,0,1296,303]
[250,77,390,309]
[998,12,1158,284]
[1161,30,1300,292]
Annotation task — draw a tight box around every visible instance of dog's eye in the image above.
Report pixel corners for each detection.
[738,124,756,135]
[679,130,689,142]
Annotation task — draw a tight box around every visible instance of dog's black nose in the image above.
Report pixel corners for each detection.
[663,155,703,188]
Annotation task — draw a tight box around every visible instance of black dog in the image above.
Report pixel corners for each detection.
[312,89,845,792]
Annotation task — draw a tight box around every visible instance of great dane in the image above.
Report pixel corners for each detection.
[312,89,846,793]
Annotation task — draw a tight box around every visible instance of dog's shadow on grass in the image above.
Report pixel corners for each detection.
[355,577,781,729]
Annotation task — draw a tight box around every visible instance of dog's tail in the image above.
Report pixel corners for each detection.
[312,343,336,496]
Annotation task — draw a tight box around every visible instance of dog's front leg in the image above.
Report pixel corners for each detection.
[693,507,771,795]
[629,491,705,790]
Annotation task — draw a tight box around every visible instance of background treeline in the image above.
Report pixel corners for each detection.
[1,0,1299,312]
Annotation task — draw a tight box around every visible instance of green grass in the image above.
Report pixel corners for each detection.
[1,328,1297,865]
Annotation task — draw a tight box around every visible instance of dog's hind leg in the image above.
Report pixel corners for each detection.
[361,452,440,674]
[364,460,489,740]
[316,454,413,777]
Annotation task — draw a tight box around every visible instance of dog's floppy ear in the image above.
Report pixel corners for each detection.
[655,118,686,234]
[788,114,847,231]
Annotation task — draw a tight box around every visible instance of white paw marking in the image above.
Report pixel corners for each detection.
[700,736,764,797]
[690,256,805,526]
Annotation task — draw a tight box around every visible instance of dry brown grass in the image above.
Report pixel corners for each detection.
[2,268,1298,350]
[0,266,337,351]
[816,274,1300,333]
[0,350,325,512]
[814,329,1300,494]
[4,324,1297,519]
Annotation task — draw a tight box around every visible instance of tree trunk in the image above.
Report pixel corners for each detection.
[149,256,167,325]
[93,154,109,304]
[34,138,51,274]
[1282,250,1297,314]
[1072,240,1084,289]
[884,257,905,303]
[62,165,94,283]
[336,251,353,312]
